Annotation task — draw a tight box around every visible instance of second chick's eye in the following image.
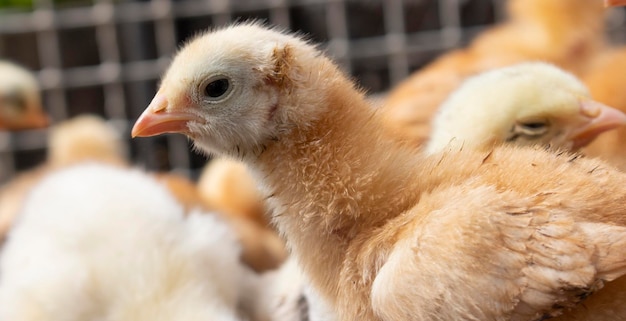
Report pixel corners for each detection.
[3,89,26,113]
[204,78,231,99]
[513,120,549,136]
[521,122,545,129]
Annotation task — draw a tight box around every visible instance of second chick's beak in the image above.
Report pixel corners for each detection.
[23,111,50,129]
[568,99,626,149]
[131,95,197,138]
[605,0,626,7]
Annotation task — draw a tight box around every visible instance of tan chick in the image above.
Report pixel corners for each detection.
[426,62,626,154]
[198,157,268,227]
[0,60,49,130]
[382,0,608,147]
[0,163,246,321]
[222,214,286,272]
[132,24,626,321]
[197,157,287,271]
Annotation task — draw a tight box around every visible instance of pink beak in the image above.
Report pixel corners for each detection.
[568,99,626,149]
[605,0,626,7]
[131,95,197,138]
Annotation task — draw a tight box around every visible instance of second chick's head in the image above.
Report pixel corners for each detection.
[0,61,49,130]
[132,22,329,159]
[426,62,626,154]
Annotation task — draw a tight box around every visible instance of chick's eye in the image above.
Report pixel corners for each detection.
[513,120,549,136]
[204,78,231,99]
[521,122,545,129]
[3,90,26,113]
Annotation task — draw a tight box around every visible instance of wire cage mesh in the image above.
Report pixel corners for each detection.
[1,0,625,183]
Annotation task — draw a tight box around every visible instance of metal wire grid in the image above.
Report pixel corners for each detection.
[0,0,624,183]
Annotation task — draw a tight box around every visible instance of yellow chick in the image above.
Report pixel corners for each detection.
[426,62,626,154]
[381,0,607,147]
[0,60,48,130]
[132,23,626,321]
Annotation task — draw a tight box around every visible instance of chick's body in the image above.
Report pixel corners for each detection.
[132,24,626,321]
[0,163,245,321]
[198,158,268,227]
[197,158,287,272]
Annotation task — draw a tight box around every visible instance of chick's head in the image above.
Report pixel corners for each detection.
[132,23,326,160]
[0,61,48,130]
[426,62,626,154]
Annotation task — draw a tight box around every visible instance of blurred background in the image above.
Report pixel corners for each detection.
[1,0,626,183]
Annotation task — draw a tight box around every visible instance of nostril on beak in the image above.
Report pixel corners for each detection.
[580,99,603,118]
[149,95,169,113]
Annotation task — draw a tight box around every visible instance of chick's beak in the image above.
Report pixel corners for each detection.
[131,95,197,138]
[605,0,626,7]
[568,99,626,149]
[25,111,50,129]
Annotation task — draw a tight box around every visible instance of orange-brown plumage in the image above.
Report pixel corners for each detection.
[196,157,287,271]
[197,158,268,227]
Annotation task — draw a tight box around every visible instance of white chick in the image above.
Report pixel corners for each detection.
[426,62,626,154]
[0,163,245,321]
[0,60,48,130]
[0,115,125,240]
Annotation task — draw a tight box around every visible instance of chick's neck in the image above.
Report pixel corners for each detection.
[252,59,422,311]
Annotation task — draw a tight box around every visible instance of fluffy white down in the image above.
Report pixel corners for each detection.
[0,163,244,321]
